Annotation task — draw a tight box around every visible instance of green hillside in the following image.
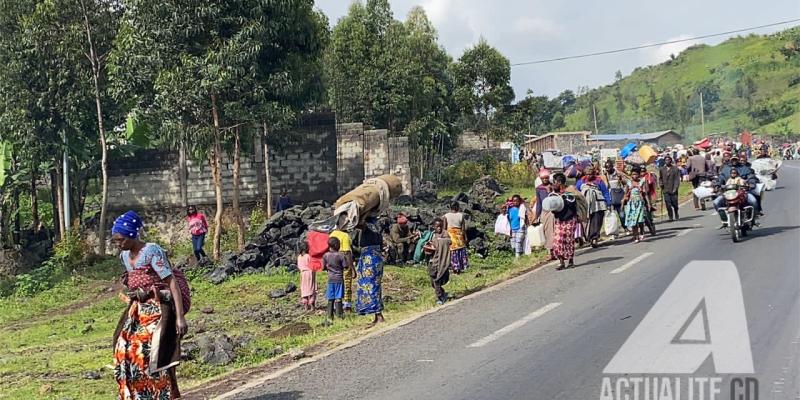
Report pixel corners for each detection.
[564,26,800,140]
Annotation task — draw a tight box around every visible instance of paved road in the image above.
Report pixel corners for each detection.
[228,162,800,400]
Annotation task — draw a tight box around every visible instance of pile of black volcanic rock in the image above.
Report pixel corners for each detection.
[206,177,509,284]
[377,176,507,260]
[206,201,333,284]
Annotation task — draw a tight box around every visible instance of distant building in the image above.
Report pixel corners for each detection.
[523,131,592,154]
[588,130,683,148]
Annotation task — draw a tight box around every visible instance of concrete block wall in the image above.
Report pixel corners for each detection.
[107,113,413,210]
[269,113,338,203]
[185,155,263,206]
[336,123,365,194]
[364,129,389,178]
[388,136,412,195]
[108,151,183,208]
[458,131,502,150]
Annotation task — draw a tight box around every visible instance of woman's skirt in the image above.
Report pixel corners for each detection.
[624,200,646,227]
[356,245,384,315]
[553,218,577,260]
[113,297,178,400]
[447,227,469,273]
[450,248,469,274]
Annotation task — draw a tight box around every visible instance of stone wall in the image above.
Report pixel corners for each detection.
[268,113,338,203]
[364,129,390,178]
[108,151,182,208]
[458,131,503,150]
[388,136,412,195]
[336,123,365,195]
[107,113,414,211]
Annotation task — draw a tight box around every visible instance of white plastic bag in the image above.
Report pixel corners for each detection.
[523,227,533,255]
[529,224,546,248]
[692,186,715,199]
[604,211,620,236]
[494,214,511,236]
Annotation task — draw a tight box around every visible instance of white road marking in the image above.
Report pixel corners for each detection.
[416,359,434,362]
[610,252,654,274]
[467,303,562,348]
[677,228,694,237]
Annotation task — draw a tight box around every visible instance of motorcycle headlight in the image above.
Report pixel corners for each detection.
[723,190,739,201]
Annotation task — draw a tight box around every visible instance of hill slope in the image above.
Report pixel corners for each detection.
[564,26,800,139]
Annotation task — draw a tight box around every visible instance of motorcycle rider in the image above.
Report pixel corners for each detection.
[713,153,760,227]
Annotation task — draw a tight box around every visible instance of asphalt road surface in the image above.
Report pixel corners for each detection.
[227,161,800,400]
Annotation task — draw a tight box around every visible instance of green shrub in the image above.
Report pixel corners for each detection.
[441,161,485,188]
[13,230,88,297]
[248,205,267,238]
[494,162,536,188]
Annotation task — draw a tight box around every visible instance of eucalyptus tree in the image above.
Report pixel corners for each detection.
[110,0,327,257]
[453,38,514,147]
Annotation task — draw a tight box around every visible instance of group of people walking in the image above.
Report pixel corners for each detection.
[500,158,681,270]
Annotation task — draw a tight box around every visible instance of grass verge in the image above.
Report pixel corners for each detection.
[0,246,547,400]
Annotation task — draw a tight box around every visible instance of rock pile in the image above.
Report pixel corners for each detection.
[206,177,508,284]
[206,201,333,284]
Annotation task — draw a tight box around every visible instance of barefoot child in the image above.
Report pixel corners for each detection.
[297,243,316,311]
[323,237,347,321]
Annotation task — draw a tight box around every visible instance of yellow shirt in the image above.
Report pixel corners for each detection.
[330,230,352,252]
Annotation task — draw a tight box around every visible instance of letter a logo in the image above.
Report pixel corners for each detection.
[604,261,754,374]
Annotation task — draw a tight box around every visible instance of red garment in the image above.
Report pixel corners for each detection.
[643,172,658,201]
[307,230,330,273]
[187,213,208,236]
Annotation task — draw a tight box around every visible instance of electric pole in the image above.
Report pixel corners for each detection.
[592,104,599,134]
[699,91,705,137]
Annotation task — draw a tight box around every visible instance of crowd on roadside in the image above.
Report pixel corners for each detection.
[106,136,786,399]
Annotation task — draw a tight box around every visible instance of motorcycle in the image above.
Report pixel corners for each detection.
[722,184,756,243]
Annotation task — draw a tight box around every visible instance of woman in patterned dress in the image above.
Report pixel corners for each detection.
[353,219,385,325]
[623,167,650,243]
[551,173,579,270]
[111,211,188,400]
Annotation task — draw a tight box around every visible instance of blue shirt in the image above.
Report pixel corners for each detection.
[508,207,521,232]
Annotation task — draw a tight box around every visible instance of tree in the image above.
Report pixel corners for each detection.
[326,0,407,130]
[0,0,120,245]
[110,0,328,257]
[78,0,121,255]
[453,38,514,147]
[658,90,677,127]
[690,82,721,115]
[735,75,757,109]
[550,111,565,130]
[673,88,693,134]
[613,70,626,118]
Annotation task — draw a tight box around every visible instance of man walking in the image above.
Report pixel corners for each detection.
[687,149,708,210]
[659,156,682,221]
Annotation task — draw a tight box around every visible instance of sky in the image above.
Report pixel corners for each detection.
[315,0,800,99]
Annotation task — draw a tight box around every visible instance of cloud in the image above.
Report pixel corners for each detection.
[512,16,562,38]
[642,34,702,64]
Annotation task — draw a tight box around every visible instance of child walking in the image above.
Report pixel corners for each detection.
[323,237,347,321]
[297,243,316,312]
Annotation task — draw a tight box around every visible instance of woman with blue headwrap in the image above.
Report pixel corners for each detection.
[110,210,189,400]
